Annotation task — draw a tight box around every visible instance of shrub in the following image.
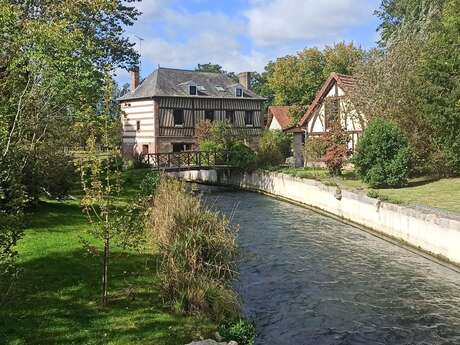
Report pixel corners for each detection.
[0,157,25,303]
[147,177,239,321]
[353,118,410,188]
[320,122,350,176]
[219,319,256,345]
[229,143,257,171]
[198,121,257,171]
[22,148,76,201]
[139,171,160,200]
[257,130,292,168]
[303,136,327,163]
[321,144,350,176]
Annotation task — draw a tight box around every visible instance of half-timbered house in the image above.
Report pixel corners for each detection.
[286,72,366,167]
[118,67,265,156]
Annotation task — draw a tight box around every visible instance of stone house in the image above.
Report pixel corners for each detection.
[118,67,265,156]
[286,72,366,166]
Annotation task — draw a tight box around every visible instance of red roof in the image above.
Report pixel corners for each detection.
[298,73,356,127]
[267,106,293,129]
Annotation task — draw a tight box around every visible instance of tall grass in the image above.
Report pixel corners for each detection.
[147,177,239,321]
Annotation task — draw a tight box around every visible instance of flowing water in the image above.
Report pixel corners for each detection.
[202,187,460,345]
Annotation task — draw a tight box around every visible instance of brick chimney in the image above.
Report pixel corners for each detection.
[131,66,140,91]
[238,72,251,90]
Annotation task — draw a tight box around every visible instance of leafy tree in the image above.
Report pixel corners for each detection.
[352,0,458,176]
[78,70,144,305]
[0,0,140,205]
[258,43,363,115]
[195,63,238,81]
[376,0,444,46]
[322,42,364,78]
[267,48,324,106]
[251,62,276,108]
[353,118,410,188]
[195,63,226,74]
[257,130,292,167]
[417,0,460,173]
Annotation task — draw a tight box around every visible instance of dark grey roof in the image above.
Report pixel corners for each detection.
[118,67,265,101]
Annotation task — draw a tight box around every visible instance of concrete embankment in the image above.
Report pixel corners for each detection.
[171,169,460,268]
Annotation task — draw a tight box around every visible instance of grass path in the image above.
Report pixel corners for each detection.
[0,169,214,345]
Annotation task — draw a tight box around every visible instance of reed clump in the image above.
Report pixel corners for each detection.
[147,177,239,321]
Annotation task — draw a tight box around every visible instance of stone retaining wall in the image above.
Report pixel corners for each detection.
[171,169,460,267]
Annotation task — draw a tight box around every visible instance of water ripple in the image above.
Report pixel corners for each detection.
[204,189,460,345]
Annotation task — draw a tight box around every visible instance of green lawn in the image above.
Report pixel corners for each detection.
[277,167,460,213]
[0,169,215,345]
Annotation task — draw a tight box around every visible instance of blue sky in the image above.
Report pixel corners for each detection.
[117,0,382,83]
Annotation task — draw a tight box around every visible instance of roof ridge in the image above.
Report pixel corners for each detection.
[158,66,223,75]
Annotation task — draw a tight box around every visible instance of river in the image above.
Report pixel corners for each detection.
[202,187,460,345]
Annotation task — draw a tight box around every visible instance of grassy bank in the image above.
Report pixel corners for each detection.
[0,169,215,345]
[277,167,460,214]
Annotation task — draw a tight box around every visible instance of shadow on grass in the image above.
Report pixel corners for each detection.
[25,200,86,232]
[0,248,213,345]
[2,195,214,345]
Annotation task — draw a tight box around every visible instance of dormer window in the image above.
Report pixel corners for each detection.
[235,88,243,97]
[189,85,197,95]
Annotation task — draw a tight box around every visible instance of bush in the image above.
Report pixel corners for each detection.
[321,144,350,176]
[353,118,410,188]
[0,158,25,303]
[303,136,327,163]
[219,319,256,345]
[320,122,350,176]
[257,130,292,168]
[198,121,257,171]
[147,177,239,321]
[229,143,257,171]
[22,148,76,201]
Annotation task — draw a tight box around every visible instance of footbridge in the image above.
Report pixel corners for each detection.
[141,150,234,172]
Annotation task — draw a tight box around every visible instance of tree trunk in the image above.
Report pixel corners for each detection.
[102,236,109,306]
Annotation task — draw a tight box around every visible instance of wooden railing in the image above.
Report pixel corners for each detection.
[141,150,233,171]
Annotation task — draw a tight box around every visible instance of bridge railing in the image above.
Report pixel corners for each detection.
[141,150,232,171]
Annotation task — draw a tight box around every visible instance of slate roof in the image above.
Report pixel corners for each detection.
[298,72,357,127]
[118,67,265,101]
[266,106,293,129]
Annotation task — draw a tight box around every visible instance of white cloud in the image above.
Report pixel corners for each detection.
[246,0,376,47]
[130,5,268,73]
[134,0,171,18]
[117,0,378,84]
[140,33,268,73]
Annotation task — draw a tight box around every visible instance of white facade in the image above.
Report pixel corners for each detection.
[268,116,283,130]
[304,81,364,151]
[120,99,156,156]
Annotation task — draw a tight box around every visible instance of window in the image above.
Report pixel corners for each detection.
[244,111,254,126]
[142,144,149,155]
[235,88,243,97]
[205,110,214,122]
[173,109,184,126]
[225,110,234,124]
[189,85,197,95]
[172,143,192,152]
[136,120,140,131]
